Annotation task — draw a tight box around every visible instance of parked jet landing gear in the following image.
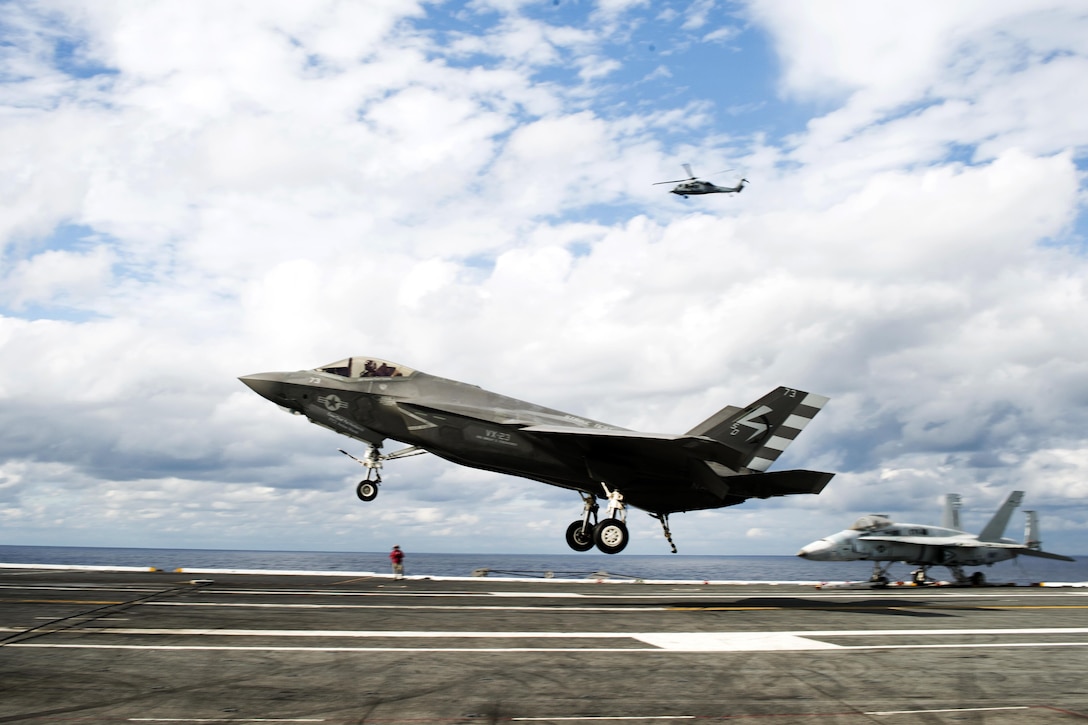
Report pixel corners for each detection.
[947,565,984,586]
[869,562,894,586]
[339,444,425,502]
[911,567,937,585]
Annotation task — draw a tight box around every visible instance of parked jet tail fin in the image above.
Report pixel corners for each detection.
[1020,509,1074,560]
[1024,509,1041,549]
[687,387,829,472]
[942,493,962,530]
[977,490,1024,542]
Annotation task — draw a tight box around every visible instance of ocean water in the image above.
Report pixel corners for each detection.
[1,544,1086,584]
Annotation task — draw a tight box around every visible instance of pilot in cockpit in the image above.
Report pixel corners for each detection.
[361,359,400,378]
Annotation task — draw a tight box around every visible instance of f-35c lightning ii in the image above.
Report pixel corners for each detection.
[241,356,834,554]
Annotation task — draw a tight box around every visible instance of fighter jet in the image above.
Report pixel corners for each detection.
[240,356,834,554]
[797,491,1074,585]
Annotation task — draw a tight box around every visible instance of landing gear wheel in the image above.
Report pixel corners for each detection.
[970,571,986,586]
[356,480,379,502]
[594,518,629,555]
[911,569,928,585]
[565,521,595,552]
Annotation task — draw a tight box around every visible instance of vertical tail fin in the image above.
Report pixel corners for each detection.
[942,493,962,530]
[1018,510,1074,561]
[1024,509,1041,550]
[686,387,829,472]
[977,490,1024,542]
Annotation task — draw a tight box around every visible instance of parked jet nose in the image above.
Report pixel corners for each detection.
[239,372,292,406]
[797,539,833,560]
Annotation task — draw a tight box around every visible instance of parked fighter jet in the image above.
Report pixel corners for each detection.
[240,356,834,554]
[797,491,1073,585]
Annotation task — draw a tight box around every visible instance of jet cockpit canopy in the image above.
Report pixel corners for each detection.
[850,514,892,532]
[316,357,415,379]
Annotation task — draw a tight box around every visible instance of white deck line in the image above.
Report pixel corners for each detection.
[0,563,161,573]
[2,562,1085,587]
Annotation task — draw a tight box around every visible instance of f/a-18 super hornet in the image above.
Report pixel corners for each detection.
[797,491,1073,585]
[654,164,748,198]
[240,356,834,554]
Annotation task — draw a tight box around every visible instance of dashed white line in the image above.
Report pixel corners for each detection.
[7,626,1088,653]
[866,706,1032,715]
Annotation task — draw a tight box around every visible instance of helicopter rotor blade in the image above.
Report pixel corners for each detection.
[682,163,694,179]
[700,168,736,180]
[653,179,690,185]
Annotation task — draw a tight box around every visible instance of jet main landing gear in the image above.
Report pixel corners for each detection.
[593,483,629,555]
[565,492,598,552]
[564,485,630,555]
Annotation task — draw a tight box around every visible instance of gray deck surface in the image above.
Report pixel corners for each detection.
[2,567,1087,723]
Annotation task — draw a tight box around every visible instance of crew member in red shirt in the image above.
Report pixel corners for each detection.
[389,545,405,580]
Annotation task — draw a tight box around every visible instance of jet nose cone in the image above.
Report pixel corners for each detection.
[797,540,832,560]
[239,372,291,404]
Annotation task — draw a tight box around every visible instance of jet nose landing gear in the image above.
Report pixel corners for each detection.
[341,447,383,501]
[355,473,380,502]
[340,444,425,503]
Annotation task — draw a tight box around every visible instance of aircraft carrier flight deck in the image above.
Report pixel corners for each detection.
[2,565,1087,724]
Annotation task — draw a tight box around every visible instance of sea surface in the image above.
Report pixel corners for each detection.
[2,545,1086,584]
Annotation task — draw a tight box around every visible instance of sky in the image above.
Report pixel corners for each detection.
[2,0,1087,560]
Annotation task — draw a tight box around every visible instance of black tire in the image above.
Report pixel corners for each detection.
[565,521,595,552]
[594,518,629,555]
[356,480,379,502]
[970,571,986,586]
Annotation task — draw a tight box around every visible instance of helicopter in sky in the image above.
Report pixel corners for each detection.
[655,164,748,198]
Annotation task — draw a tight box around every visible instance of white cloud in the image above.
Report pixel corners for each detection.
[2,245,116,310]
[0,0,1086,558]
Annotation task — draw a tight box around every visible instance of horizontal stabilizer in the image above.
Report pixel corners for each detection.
[1018,548,1076,562]
[748,469,835,497]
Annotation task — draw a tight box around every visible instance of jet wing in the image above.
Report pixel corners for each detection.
[863,535,1075,561]
[398,401,621,430]
[864,535,1029,549]
[519,424,750,470]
